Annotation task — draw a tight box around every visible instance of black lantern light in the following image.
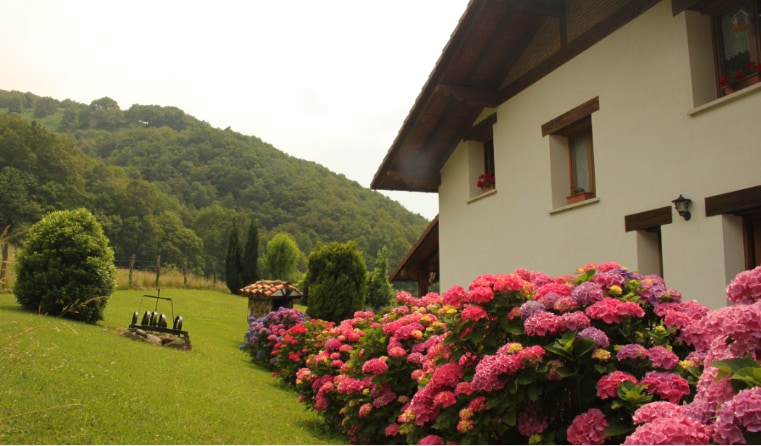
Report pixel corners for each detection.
[672,194,692,221]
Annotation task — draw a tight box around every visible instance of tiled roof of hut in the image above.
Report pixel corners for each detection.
[239,280,303,299]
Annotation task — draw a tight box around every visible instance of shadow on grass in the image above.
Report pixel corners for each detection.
[292,418,348,444]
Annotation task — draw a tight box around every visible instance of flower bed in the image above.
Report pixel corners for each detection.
[246,264,761,444]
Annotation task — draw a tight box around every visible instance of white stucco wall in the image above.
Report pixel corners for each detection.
[438,1,761,309]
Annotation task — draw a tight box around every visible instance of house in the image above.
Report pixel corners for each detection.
[373,0,761,309]
[240,280,303,318]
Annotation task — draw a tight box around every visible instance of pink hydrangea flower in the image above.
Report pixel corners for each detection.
[726,266,761,304]
[361,357,388,375]
[493,273,534,294]
[596,370,639,399]
[384,423,400,437]
[713,386,761,444]
[585,297,644,324]
[418,434,445,445]
[648,346,680,370]
[632,401,686,424]
[461,304,488,322]
[624,416,711,445]
[524,310,562,336]
[467,286,495,304]
[518,405,549,436]
[641,371,691,404]
[442,285,467,306]
[567,408,608,445]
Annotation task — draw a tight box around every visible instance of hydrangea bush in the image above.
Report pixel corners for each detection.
[250,264,761,444]
[241,307,309,367]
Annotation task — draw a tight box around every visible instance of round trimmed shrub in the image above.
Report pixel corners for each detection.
[14,208,116,323]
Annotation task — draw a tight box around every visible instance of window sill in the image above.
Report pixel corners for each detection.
[468,188,497,203]
[549,197,600,215]
[689,82,761,117]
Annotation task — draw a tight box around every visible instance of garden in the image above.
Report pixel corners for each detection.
[242,262,761,444]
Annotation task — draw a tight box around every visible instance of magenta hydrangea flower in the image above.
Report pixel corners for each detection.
[493,273,534,294]
[713,386,761,444]
[596,370,639,399]
[567,408,608,445]
[624,415,711,445]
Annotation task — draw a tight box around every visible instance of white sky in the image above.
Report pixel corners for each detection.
[0,0,470,221]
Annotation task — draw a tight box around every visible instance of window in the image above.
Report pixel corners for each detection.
[479,139,496,191]
[715,1,760,76]
[542,97,599,207]
[567,117,595,197]
[467,113,497,197]
[689,0,761,95]
[625,206,672,277]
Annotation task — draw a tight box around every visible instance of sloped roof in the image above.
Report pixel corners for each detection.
[391,215,439,283]
[371,0,660,193]
[239,280,303,299]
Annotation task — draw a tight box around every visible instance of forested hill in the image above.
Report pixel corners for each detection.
[0,89,431,280]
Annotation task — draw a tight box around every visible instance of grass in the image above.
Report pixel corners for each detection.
[0,288,343,444]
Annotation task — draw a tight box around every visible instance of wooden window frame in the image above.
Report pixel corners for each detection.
[542,97,599,204]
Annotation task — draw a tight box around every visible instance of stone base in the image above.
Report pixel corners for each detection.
[117,327,192,350]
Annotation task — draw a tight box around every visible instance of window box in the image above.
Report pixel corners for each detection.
[567,191,595,205]
[721,71,760,95]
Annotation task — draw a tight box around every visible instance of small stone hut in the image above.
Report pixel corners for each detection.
[240,280,303,318]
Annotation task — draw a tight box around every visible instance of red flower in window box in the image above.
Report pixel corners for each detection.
[719,61,761,95]
[477,170,495,191]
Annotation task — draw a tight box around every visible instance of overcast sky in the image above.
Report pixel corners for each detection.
[0,1,470,220]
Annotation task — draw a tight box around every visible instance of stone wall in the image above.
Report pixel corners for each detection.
[118,327,192,350]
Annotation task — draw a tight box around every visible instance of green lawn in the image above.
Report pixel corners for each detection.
[0,289,342,444]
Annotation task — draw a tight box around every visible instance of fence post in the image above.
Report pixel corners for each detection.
[211,260,217,288]
[183,259,188,287]
[155,256,161,288]
[129,254,136,289]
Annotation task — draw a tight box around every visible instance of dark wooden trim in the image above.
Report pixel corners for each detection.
[705,185,761,216]
[671,0,705,15]
[541,97,600,136]
[625,206,673,232]
[465,113,498,142]
[435,84,500,108]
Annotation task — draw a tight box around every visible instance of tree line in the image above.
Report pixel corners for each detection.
[0,89,430,287]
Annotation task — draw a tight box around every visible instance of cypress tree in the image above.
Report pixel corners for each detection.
[225,223,243,294]
[241,221,259,286]
[366,246,394,310]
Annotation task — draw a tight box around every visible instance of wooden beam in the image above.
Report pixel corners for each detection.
[541,97,600,136]
[506,0,564,17]
[625,206,673,232]
[706,185,761,217]
[435,84,500,108]
[465,113,498,142]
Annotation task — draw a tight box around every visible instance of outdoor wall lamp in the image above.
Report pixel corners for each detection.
[672,194,692,221]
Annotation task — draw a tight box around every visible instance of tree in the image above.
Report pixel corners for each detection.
[305,241,366,323]
[241,221,259,286]
[13,208,116,323]
[263,233,300,281]
[366,246,394,310]
[225,223,243,294]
